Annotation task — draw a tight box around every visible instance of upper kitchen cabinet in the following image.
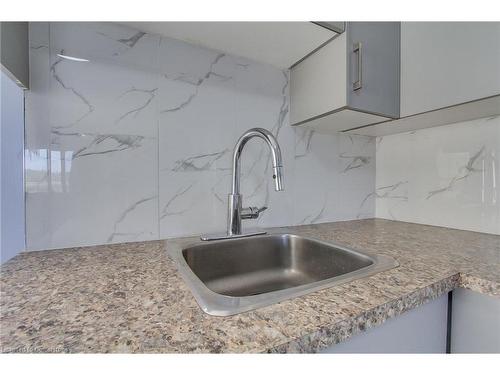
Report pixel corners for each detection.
[121,22,343,69]
[346,22,500,136]
[400,22,500,117]
[290,22,400,132]
[0,22,29,89]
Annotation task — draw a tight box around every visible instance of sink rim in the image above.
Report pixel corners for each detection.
[167,231,399,316]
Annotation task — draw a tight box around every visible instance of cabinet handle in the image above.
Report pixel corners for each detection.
[353,42,362,91]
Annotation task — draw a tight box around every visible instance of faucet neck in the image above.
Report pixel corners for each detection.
[230,128,283,196]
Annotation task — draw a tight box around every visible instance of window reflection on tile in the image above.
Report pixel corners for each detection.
[25,149,49,193]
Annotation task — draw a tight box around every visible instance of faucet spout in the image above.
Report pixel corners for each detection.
[231,128,284,195]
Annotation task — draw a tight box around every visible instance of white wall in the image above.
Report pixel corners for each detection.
[376,116,500,234]
[0,70,26,264]
[25,22,376,251]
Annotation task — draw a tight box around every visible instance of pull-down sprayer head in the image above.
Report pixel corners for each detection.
[272,165,284,192]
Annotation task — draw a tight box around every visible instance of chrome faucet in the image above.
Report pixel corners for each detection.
[201,128,284,241]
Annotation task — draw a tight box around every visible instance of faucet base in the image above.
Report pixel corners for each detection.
[200,229,267,241]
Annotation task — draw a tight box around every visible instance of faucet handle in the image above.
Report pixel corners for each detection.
[256,206,268,214]
[241,206,267,220]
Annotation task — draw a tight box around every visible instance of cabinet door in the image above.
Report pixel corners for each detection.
[320,293,448,353]
[401,22,500,117]
[290,32,347,125]
[0,22,30,88]
[347,22,400,119]
[451,288,500,353]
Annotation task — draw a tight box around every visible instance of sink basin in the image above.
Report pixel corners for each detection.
[168,233,398,316]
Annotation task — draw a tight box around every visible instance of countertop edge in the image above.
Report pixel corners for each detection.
[265,272,499,353]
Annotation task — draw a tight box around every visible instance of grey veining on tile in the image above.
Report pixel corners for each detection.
[275,71,289,137]
[376,117,500,234]
[171,150,230,172]
[50,52,95,129]
[166,54,231,86]
[297,194,328,225]
[117,31,147,48]
[360,181,408,218]
[160,92,197,113]
[294,129,315,159]
[1,219,498,353]
[30,44,49,51]
[115,87,158,124]
[426,146,485,199]
[67,133,146,159]
[107,196,158,242]
[160,53,229,114]
[97,29,148,57]
[160,183,196,220]
[340,153,372,173]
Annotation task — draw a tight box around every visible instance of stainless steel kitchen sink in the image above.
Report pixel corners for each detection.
[168,233,398,316]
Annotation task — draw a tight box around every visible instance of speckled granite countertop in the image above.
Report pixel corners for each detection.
[1,219,499,353]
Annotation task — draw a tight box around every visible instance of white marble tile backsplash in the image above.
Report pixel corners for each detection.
[25,22,376,250]
[376,116,500,235]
